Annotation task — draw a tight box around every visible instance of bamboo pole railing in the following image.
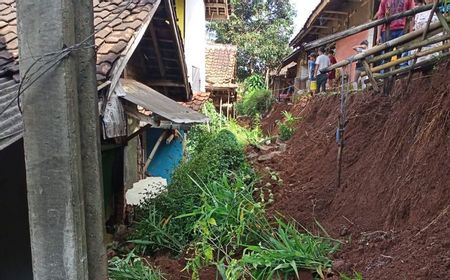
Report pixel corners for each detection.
[321,20,447,73]
[367,42,450,73]
[302,3,434,51]
[373,51,450,79]
[367,33,450,64]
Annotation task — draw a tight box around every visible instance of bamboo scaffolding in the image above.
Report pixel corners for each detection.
[303,3,434,51]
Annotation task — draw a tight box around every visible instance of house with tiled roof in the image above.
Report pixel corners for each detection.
[274,0,380,94]
[205,42,237,118]
[0,0,209,275]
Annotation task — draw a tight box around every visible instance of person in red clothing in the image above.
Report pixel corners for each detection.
[327,49,337,89]
[376,0,415,43]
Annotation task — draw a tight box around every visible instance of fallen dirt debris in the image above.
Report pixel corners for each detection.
[254,62,450,279]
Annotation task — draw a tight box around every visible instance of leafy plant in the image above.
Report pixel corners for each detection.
[277,111,298,141]
[108,251,165,280]
[180,175,265,278]
[236,219,339,279]
[236,88,274,118]
[175,175,338,279]
[188,101,266,153]
[340,272,364,280]
[132,130,251,254]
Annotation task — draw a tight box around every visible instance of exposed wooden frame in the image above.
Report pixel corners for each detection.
[149,23,166,77]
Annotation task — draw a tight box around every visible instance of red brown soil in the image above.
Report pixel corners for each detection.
[254,62,450,279]
[261,103,291,135]
[151,253,216,280]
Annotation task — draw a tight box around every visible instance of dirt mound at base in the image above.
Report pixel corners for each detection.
[260,63,450,279]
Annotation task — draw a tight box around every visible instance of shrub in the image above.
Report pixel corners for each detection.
[108,251,165,280]
[132,130,250,253]
[237,89,274,118]
[277,111,298,141]
[178,175,339,280]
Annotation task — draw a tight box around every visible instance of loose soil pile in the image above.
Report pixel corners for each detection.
[255,63,450,279]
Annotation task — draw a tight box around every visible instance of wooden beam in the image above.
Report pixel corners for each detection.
[311,25,329,29]
[317,17,346,21]
[149,80,185,87]
[323,10,349,16]
[164,0,190,99]
[362,59,379,93]
[149,23,166,77]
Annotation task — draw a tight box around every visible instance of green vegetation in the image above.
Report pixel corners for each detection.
[236,74,273,118]
[179,175,339,280]
[108,251,165,280]
[277,111,298,141]
[340,272,364,280]
[132,129,249,253]
[188,101,265,151]
[126,104,338,279]
[209,0,295,79]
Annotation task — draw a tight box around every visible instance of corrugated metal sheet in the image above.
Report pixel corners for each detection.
[118,79,208,124]
[0,76,23,150]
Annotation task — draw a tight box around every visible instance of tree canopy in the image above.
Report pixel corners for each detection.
[208,0,295,80]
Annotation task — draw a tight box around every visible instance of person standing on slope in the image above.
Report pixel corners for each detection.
[315,47,331,94]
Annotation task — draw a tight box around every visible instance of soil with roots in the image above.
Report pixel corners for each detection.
[254,62,450,279]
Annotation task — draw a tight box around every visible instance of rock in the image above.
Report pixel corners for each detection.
[340,226,349,236]
[257,151,280,162]
[278,143,287,152]
[247,152,258,159]
[257,144,273,151]
[332,259,350,272]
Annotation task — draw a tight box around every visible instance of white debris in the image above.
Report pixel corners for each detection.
[125,177,167,205]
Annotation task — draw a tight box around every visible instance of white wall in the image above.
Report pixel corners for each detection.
[184,0,206,92]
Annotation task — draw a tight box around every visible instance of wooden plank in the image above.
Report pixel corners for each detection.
[361,60,379,92]
[164,0,190,100]
[149,24,166,77]
[149,80,185,87]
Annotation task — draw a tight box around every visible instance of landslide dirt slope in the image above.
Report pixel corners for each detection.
[260,63,450,279]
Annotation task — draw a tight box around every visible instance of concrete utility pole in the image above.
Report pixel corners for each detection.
[75,1,108,279]
[17,0,107,279]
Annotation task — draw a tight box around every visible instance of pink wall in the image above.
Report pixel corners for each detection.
[335,31,369,81]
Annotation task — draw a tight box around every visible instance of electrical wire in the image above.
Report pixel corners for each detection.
[0,0,137,120]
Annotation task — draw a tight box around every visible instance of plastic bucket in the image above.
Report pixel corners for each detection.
[310,80,317,91]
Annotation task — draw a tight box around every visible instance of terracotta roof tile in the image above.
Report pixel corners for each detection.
[205,43,237,88]
[181,92,211,112]
[0,0,159,133]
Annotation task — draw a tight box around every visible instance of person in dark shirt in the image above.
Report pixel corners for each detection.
[327,49,337,89]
